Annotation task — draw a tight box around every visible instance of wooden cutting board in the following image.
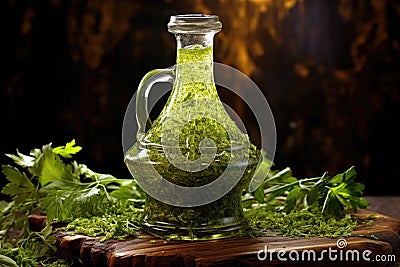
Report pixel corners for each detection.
[35,209,400,267]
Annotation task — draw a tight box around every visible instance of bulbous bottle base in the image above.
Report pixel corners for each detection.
[141,219,244,241]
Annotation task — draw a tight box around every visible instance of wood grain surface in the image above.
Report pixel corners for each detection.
[41,209,400,267]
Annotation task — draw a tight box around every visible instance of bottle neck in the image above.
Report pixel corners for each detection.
[175,32,215,81]
[175,32,216,49]
[160,33,219,117]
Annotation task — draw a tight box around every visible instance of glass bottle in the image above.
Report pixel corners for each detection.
[125,14,260,240]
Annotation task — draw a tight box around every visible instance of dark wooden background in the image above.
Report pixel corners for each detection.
[1,0,399,195]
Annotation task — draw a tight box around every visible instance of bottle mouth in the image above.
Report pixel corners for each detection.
[168,14,222,33]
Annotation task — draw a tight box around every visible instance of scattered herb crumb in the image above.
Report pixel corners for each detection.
[65,208,142,242]
[244,206,358,238]
[364,213,377,220]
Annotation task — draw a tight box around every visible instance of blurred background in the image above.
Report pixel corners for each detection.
[1,0,399,195]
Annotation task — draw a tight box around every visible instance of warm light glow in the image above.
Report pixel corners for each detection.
[191,0,298,76]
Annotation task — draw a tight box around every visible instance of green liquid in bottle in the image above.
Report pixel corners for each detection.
[125,46,260,240]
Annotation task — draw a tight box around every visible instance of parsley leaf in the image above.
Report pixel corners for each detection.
[249,160,370,218]
[5,149,35,168]
[2,165,34,195]
[39,145,68,186]
[52,139,82,158]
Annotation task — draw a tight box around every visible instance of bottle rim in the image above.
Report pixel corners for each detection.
[168,14,222,33]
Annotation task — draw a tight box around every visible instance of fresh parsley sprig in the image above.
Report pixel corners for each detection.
[0,140,145,266]
[2,140,144,225]
[244,155,370,217]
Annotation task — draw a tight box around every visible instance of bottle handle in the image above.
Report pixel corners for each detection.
[136,67,175,142]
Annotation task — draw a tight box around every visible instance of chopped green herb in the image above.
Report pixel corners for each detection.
[125,45,260,239]
[244,207,358,238]
[65,207,142,242]
[364,213,377,220]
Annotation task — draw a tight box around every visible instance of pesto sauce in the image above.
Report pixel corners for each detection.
[125,45,260,240]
